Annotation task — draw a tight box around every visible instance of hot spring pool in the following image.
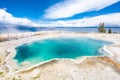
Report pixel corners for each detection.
[14,37,112,65]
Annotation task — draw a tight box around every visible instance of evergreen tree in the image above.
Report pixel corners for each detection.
[98,22,106,33]
[108,28,112,33]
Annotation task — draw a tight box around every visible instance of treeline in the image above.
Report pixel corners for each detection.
[98,22,112,33]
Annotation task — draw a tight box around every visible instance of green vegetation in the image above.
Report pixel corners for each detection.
[0,72,3,75]
[98,22,106,33]
[108,28,112,33]
[0,57,2,63]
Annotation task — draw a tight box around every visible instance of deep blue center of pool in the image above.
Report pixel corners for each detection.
[14,37,112,64]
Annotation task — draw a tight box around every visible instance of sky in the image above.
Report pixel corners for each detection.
[0,0,120,27]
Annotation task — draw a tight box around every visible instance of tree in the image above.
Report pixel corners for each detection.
[108,28,112,33]
[98,22,106,33]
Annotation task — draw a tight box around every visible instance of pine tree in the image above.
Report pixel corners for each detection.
[108,28,112,33]
[98,22,106,33]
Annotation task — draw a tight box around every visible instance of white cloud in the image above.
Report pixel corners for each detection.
[43,13,120,27]
[0,9,120,28]
[44,0,119,19]
[0,9,40,26]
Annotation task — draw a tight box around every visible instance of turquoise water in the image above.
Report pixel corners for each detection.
[14,37,112,65]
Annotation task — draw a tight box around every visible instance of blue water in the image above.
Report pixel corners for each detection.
[14,37,112,65]
[0,27,120,33]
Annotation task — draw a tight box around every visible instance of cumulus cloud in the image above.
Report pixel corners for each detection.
[43,13,120,27]
[0,9,40,26]
[0,9,120,28]
[44,0,119,19]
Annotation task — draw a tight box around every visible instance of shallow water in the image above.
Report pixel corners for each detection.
[14,37,112,65]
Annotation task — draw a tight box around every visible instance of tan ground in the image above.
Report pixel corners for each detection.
[0,31,120,80]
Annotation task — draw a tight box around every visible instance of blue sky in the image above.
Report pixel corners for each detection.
[0,0,120,27]
[0,0,62,20]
